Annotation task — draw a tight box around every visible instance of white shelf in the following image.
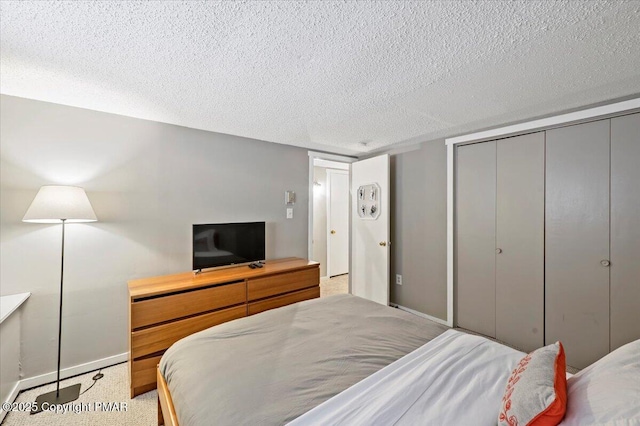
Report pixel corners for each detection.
[0,292,30,324]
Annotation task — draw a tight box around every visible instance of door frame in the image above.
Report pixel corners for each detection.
[326,169,350,277]
[445,98,640,329]
[308,151,356,284]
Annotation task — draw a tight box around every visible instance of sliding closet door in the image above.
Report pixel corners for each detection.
[456,141,496,337]
[546,120,610,369]
[495,132,544,352]
[610,113,640,351]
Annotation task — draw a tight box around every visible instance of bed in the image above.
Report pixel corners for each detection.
[158,294,448,426]
[290,329,524,425]
[292,331,640,425]
[158,294,640,426]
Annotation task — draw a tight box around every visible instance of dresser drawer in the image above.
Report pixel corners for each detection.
[247,268,319,301]
[131,355,163,397]
[131,282,246,330]
[248,286,320,315]
[131,305,246,359]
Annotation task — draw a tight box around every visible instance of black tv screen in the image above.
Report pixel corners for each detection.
[192,222,265,271]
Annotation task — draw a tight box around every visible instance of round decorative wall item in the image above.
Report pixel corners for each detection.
[356,183,381,220]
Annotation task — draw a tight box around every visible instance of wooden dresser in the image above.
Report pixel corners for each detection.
[128,257,320,397]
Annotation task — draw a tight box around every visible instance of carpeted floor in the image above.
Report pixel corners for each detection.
[320,274,349,297]
[2,363,155,425]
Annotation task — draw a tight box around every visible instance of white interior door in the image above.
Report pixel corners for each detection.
[351,154,390,305]
[327,169,350,277]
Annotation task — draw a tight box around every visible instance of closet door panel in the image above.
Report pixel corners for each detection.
[545,120,610,369]
[611,113,640,351]
[455,141,496,337]
[496,132,545,352]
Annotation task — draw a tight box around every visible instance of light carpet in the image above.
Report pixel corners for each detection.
[320,274,349,297]
[2,363,155,426]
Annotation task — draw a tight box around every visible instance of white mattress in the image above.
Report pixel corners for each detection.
[289,329,524,425]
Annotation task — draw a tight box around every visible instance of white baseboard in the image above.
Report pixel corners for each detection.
[0,381,21,423]
[0,352,128,422]
[391,304,450,327]
[18,352,129,392]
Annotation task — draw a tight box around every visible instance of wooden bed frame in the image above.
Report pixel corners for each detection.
[157,366,179,426]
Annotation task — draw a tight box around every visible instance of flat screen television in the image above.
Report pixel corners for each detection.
[192,222,265,271]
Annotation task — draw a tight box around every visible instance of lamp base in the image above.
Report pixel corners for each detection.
[31,383,81,414]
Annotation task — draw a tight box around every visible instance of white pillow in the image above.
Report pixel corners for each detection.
[559,339,640,425]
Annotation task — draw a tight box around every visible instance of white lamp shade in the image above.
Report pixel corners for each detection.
[23,186,98,223]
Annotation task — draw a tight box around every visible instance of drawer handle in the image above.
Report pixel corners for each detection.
[601,259,610,267]
[379,241,387,247]
[496,248,502,254]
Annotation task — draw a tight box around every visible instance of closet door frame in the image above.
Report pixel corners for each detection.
[445,99,640,327]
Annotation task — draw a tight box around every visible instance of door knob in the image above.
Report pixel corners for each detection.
[601,260,610,267]
[379,241,387,247]
[330,230,336,234]
[496,248,502,254]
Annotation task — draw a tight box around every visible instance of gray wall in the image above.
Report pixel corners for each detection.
[1,310,21,407]
[0,95,309,379]
[312,166,328,277]
[390,140,447,320]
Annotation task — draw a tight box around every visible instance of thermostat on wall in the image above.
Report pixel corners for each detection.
[285,190,296,205]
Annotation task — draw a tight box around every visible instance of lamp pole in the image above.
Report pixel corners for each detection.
[23,186,97,414]
[56,219,66,397]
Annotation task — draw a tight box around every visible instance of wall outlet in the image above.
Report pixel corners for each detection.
[286,208,293,219]
[396,274,402,285]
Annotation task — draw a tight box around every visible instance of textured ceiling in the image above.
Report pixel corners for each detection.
[1,1,639,155]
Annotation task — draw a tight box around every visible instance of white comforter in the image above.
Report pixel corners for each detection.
[289,329,524,425]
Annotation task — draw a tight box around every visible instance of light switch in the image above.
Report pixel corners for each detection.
[286,208,293,219]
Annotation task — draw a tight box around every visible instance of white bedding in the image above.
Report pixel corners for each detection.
[289,329,524,425]
[559,338,640,425]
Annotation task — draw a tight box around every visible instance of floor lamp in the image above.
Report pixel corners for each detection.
[22,185,97,414]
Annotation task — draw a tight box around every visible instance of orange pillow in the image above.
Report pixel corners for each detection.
[498,342,567,426]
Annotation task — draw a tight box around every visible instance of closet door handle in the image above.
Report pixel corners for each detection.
[600,259,610,267]
[496,248,502,254]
